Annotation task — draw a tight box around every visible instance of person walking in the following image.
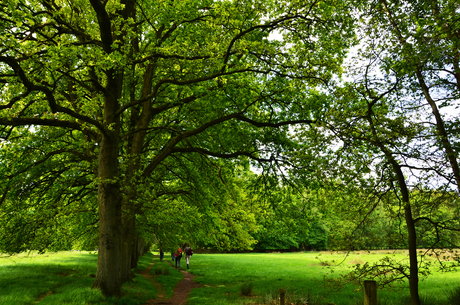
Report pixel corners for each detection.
[159,248,164,261]
[174,246,183,269]
[184,243,193,269]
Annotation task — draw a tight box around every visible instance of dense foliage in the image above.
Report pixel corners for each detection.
[1,0,460,304]
[0,0,356,297]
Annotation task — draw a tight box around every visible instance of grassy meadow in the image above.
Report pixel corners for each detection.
[1,250,459,304]
[0,251,174,305]
[189,250,460,305]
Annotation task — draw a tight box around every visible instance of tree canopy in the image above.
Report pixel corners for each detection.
[0,0,356,297]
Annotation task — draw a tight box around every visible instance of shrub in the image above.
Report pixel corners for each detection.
[240,282,253,296]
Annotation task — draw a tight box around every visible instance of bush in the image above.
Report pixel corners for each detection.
[240,282,253,296]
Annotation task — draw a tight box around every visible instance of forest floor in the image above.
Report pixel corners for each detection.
[139,256,201,305]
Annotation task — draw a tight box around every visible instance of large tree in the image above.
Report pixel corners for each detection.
[0,0,355,297]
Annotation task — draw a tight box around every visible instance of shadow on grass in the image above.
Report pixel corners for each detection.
[0,251,157,305]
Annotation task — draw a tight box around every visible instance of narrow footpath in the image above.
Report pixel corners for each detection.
[139,257,202,305]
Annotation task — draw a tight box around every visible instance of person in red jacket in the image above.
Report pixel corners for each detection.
[174,246,183,269]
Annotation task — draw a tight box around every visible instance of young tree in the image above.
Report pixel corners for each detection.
[349,2,460,302]
[292,1,460,302]
[315,68,459,305]
[363,0,460,192]
[0,0,355,297]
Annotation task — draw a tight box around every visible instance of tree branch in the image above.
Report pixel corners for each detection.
[0,56,105,134]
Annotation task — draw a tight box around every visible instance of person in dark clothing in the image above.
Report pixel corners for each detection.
[184,243,193,269]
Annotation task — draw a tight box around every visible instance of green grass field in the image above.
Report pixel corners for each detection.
[188,250,460,305]
[0,251,166,305]
[1,250,459,304]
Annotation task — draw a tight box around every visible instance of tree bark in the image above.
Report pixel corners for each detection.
[118,62,155,283]
[121,206,136,283]
[415,70,460,192]
[385,156,421,305]
[132,234,145,270]
[380,0,460,193]
[382,151,420,305]
[132,235,139,269]
[404,201,420,305]
[367,103,421,305]
[91,57,123,296]
[92,131,123,297]
[382,152,421,305]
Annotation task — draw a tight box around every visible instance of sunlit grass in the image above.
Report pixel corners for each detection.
[1,250,459,304]
[0,251,101,304]
[0,251,160,305]
[188,250,460,305]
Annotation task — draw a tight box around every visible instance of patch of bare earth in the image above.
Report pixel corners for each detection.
[36,290,53,302]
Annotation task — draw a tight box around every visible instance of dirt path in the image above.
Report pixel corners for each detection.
[138,259,166,303]
[139,257,202,305]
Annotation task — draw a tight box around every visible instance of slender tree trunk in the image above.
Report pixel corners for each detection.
[367,104,421,305]
[385,157,420,305]
[404,203,420,305]
[380,0,460,193]
[384,154,421,305]
[415,71,460,192]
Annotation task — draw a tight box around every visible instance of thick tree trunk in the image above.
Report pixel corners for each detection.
[118,62,155,282]
[138,236,145,258]
[132,235,139,269]
[120,214,145,283]
[131,234,145,270]
[91,64,123,296]
[121,210,136,283]
[92,132,123,297]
